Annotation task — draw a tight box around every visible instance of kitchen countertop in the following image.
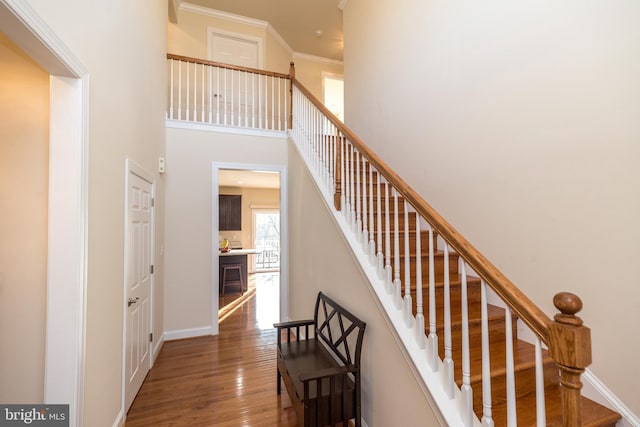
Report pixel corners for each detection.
[219,248,261,256]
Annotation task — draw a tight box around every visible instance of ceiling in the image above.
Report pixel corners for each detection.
[181,0,344,61]
[219,169,281,189]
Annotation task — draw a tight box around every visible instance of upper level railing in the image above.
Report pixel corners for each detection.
[167,54,290,132]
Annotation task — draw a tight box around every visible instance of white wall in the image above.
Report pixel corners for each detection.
[0,32,49,403]
[343,0,640,416]
[287,141,442,426]
[21,1,167,425]
[164,127,287,335]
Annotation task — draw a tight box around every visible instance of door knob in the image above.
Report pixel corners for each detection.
[128,297,139,307]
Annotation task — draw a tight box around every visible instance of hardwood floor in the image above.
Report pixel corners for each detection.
[125,272,298,426]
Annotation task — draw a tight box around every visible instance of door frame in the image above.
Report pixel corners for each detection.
[0,1,89,426]
[121,159,156,413]
[211,162,288,334]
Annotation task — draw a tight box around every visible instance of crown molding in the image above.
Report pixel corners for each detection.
[338,0,349,11]
[293,52,343,67]
[179,2,268,29]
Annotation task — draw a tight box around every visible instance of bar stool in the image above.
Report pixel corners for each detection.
[221,264,243,295]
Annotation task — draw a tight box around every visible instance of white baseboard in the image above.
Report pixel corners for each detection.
[111,409,124,427]
[164,326,214,341]
[581,370,640,427]
[151,332,165,365]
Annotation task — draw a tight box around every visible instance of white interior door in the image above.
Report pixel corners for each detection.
[124,171,153,411]
[211,34,259,126]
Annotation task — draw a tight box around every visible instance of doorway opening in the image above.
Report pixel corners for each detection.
[322,73,344,121]
[213,164,286,333]
[253,209,280,272]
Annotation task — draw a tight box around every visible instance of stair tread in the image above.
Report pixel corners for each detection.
[490,384,622,426]
[458,339,553,385]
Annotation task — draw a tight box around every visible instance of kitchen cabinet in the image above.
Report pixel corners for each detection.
[219,195,241,230]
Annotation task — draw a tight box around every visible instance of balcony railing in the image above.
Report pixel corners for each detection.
[167,54,290,132]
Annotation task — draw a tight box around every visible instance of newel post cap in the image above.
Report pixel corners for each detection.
[549,292,592,369]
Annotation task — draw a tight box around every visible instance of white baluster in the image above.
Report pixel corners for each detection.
[331,125,336,195]
[245,71,249,127]
[403,200,413,327]
[481,280,495,427]
[215,67,220,124]
[535,337,546,427]
[427,226,439,371]
[349,145,356,230]
[443,243,455,398]
[340,132,346,217]
[223,68,227,125]
[252,74,256,128]
[460,261,474,426]
[271,75,275,130]
[231,70,235,126]
[344,141,351,222]
[193,63,197,121]
[361,156,368,253]
[383,181,391,289]
[201,63,205,122]
[208,66,212,123]
[186,61,190,121]
[393,189,402,309]
[415,219,425,348]
[258,74,262,129]
[169,58,174,119]
[283,78,287,131]
[278,77,282,130]
[369,165,376,262]
[178,60,182,120]
[355,150,362,240]
[505,306,517,426]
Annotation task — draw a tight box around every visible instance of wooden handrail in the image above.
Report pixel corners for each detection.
[291,77,553,343]
[166,53,290,79]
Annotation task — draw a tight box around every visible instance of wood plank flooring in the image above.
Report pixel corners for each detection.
[125,275,299,426]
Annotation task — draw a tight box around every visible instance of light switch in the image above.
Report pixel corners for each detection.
[159,157,166,173]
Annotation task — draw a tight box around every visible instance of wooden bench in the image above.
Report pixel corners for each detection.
[274,292,366,427]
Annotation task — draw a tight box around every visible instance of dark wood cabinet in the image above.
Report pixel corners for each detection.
[219,195,241,230]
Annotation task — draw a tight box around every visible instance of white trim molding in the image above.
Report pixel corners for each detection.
[582,370,640,427]
[164,326,215,341]
[166,119,288,139]
[293,51,344,67]
[181,2,267,29]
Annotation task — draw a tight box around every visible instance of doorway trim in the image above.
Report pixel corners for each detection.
[0,1,89,426]
[211,162,288,334]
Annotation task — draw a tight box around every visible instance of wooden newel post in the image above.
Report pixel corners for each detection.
[549,292,592,427]
[288,62,295,129]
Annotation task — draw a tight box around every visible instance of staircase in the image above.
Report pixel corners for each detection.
[338,164,620,426]
[289,70,622,426]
